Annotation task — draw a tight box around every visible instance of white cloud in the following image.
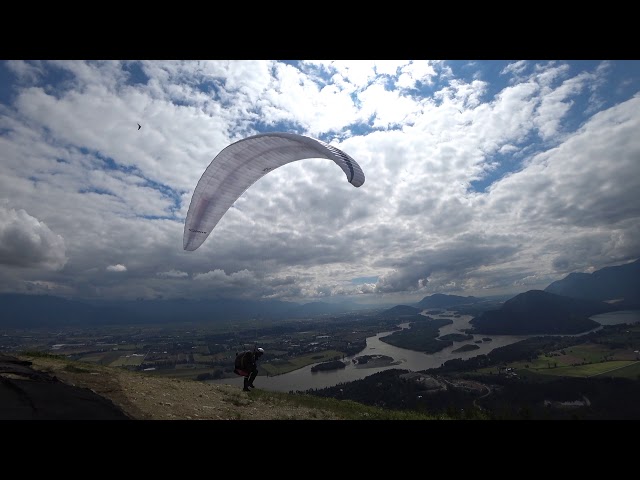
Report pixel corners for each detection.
[106,264,127,272]
[0,59,638,304]
[0,206,67,270]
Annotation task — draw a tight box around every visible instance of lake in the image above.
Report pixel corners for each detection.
[589,309,640,325]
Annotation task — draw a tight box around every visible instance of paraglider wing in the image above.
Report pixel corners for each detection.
[183,132,365,251]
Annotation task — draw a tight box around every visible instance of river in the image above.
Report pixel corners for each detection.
[209,309,640,393]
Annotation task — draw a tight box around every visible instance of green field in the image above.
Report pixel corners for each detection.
[517,360,636,378]
[79,350,123,365]
[188,351,233,363]
[143,366,214,380]
[109,354,145,367]
[474,338,640,379]
[589,361,640,379]
[260,349,345,376]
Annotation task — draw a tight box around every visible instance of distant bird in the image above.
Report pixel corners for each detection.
[137,123,142,130]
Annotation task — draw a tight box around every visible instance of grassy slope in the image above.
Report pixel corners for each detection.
[14,352,451,420]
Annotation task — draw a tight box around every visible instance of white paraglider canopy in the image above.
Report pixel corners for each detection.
[183,132,365,251]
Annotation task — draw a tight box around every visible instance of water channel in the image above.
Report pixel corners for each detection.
[209,309,640,393]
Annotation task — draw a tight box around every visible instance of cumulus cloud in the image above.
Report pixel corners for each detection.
[0,206,67,269]
[0,60,638,304]
[106,264,127,272]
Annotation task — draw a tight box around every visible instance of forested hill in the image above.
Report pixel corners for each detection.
[545,258,640,308]
[380,305,422,317]
[469,290,615,335]
[415,293,480,309]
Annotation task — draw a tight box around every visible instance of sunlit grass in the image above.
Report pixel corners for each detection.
[245,388,456,420]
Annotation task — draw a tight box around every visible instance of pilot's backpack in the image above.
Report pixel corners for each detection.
[234,351,251,377]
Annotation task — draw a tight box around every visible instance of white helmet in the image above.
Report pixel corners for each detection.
[256,347,264,354]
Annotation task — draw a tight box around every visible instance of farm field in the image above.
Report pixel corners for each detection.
[475,340,640,379]
[260,349,346,376]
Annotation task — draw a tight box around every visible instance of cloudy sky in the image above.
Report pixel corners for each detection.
[0,60,638,306]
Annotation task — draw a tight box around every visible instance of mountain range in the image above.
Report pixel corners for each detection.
[0,295,368,328]
[414,293,480,309]
[544,258,640,308]
[1,258,638,329]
